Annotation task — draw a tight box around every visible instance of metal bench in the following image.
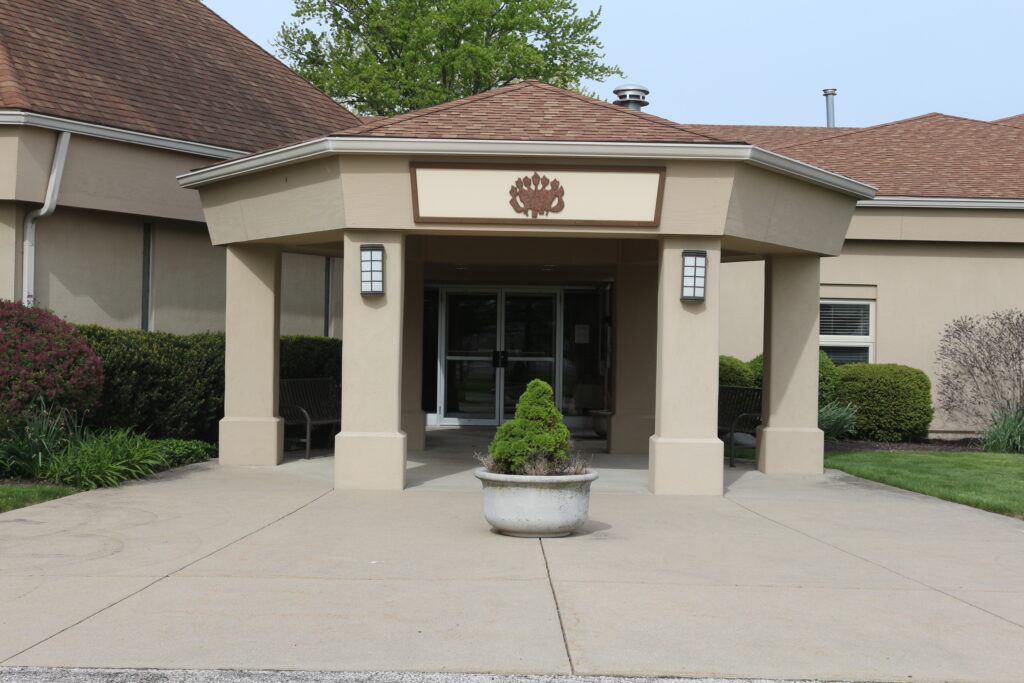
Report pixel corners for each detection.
[718,385,763,468]
[279,377,341,459]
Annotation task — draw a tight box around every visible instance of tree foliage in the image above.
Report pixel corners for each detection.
[275,0,623,116]
[936,309,1024,427]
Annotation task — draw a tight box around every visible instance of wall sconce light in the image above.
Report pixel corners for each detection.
[681,250,707,302]
[360,244,385,295]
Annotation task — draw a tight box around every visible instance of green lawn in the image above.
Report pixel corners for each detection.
[824,450,1024,519]
[732,447,1024,518]
[0,483,77,513]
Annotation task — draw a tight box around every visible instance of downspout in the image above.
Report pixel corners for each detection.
[22,131,71,306]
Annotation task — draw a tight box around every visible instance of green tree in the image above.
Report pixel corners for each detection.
[275,0,623,116]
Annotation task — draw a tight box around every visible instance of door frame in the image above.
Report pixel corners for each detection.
[433,285,563,426]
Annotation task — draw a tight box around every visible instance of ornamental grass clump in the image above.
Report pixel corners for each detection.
[485,379,573,475]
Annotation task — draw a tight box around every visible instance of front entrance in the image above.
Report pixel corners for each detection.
[426,285,610,427]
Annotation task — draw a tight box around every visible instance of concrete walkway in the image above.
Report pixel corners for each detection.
[2,436,1024,682]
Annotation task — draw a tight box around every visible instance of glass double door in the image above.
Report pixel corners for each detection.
[441,289,557,424]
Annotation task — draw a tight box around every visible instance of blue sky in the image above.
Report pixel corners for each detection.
[204,0,1024,127]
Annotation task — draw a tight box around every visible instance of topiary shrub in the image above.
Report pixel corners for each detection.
[487,379,570,475]
[835,363,933,442]
[280,335,342,385]
[0,301,103,428]
[719,355,756,387]
[747,350,838,406]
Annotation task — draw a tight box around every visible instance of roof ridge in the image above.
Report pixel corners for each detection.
[773,112,951,151]
[337,81,534,136]
[193,0,361,130]
[525,81,726,143]
[0,26,30,108]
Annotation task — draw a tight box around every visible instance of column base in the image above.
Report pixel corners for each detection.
[648,436,724,495]
[219,417,283,466]
[757,427,824,475]
[402,410,427,451]
[608,414,654,454]
[335,430,407,490]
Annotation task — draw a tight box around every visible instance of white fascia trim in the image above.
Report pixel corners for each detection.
[0,110,244,159]
[858,196,1024,210]
[176,136,878,198]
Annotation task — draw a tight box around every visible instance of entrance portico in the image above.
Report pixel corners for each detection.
[179,80,875,495]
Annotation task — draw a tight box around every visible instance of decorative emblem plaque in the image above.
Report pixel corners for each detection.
[509,172,565,218]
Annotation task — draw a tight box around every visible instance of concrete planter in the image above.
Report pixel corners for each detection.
[474,468,599,538]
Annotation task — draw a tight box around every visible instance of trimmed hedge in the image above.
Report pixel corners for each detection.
[835,363,933,442]
[719,355,756,387]
[747,350,838,406]
[0,301,103,428]
[76,326,341,441]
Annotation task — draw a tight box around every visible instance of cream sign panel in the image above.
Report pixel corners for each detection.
[411,163,665,227]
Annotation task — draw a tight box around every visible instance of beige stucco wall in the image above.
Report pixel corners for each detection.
[198,155,857,254]
[281,252,329,336]
[199,156,345,244]
[34,207,144,328]
[0,201,22,301]
[151,222,226,333]
[720,237,1024,434]
[724,165,856,256]
[849,207,1024,243]
[0,127,213,221]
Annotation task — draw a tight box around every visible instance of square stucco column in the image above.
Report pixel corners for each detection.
[220,245,283,466]
[609,241,657,454]
[757,255,825,475]
[335,231,407,490]
[401,242,426,451]
[649,237,724,495]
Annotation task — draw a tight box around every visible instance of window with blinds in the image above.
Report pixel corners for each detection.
[819,299,874,365]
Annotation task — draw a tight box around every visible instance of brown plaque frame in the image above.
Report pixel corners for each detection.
[410,162,666,227]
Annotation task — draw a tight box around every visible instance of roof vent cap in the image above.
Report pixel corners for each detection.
[612,83,650,111]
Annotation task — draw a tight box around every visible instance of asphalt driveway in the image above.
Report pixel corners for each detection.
[2,446,1023,682]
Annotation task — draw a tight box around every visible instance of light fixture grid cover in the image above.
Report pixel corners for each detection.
[359,244,385,295]
[681,249,707,301]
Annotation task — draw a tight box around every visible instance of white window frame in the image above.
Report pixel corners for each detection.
[819,298,875,363]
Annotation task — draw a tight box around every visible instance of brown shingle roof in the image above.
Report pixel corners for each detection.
[993,114,1024,128]
[772,113,1024,199]
[0,0,360,152]
[681,124,861,149]
[333,81,730,143]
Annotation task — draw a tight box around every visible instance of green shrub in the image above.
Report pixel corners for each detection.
[76,326,341,441]
[818,400,858,441]
[835,363,934,442]
[0,300,103,429]
[488,379,570,474]
[981,405,1024,454]
[151,439,217,467]
[0,402,84,479]
[44,429,165,490]
[281,335,342,384]
[747,350,839,406]
[719,355,756,387]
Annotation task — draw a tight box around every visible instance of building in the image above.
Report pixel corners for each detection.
[3,1,1023,493]
[0,0,360,334]
[691,113,1024,436]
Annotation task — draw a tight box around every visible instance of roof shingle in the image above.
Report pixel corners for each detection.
[772,114,1024,199]
[680,124,861,150]
[333,81,730,144]
[0,0,361,152]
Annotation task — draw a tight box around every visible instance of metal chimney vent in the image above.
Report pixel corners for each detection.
[822,88,837,127]
[613,84,650,110]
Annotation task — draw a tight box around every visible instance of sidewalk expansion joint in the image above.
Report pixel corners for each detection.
[0,489,334,665]
[539,537,575,675]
